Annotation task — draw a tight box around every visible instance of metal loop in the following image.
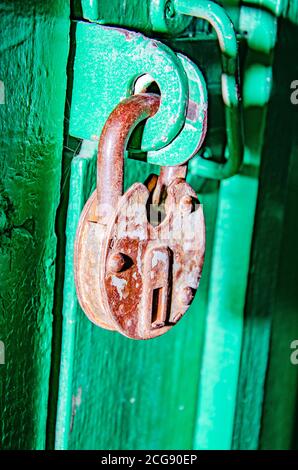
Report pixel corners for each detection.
[97,94,160,216]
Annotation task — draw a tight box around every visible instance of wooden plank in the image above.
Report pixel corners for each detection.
[233,14,298,450]
[260,142,298,449]
[193,173,259,450]
[259,10,298,451]
[0,1,69,449]
[192,3,281,449]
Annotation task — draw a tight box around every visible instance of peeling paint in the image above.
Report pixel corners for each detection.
[111,275,127,300]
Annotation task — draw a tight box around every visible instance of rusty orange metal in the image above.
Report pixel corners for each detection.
[74,94,206,339]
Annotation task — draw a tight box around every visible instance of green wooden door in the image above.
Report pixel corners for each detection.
[0,0,70,449]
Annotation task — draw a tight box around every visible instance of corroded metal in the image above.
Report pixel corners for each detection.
[74,94,205,339]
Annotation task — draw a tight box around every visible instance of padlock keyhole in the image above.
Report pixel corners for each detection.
[151,287,165,327]
[146,247,173,330]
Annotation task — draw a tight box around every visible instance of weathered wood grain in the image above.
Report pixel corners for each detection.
[0,0,69,449]
[234,14,298,450]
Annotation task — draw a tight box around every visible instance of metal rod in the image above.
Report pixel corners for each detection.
[97,93,160,217]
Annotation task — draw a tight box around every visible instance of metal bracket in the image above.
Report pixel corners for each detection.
[70,22,208,165]
[70,22,189,152]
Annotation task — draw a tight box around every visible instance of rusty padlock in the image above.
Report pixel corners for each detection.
[74,94,205,339]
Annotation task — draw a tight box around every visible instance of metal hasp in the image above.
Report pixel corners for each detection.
[70,23,208,167]
[174,0,244,179]
[71,1,243,178]
[74,94,205,339]
[70,23,189,152]
[146,53,208,166]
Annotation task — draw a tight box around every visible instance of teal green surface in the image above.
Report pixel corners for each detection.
[70,22,189,153]
[234,11,298,450]
[81,0,192,35]
[194,173,259,450]
[0,0,69,449]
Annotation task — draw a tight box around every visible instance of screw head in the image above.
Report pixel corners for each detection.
[179,286,195,306]
[108,252,126,273]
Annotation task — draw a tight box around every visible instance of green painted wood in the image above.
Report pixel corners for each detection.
[55,140,97,450]
[0,1,69,449]
[233,12,298,450]
[260,143,298,450]
[0,0,297,452]
[55,4,287,450]
[259,6,298,450]
[190,4,277,450]
[80,0,150,29]
[193,173,259,450]
[55,142,219,449]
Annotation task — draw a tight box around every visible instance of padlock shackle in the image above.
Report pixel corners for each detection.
[97,94,160,218]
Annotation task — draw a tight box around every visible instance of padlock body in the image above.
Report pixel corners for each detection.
[74,178,205,339]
